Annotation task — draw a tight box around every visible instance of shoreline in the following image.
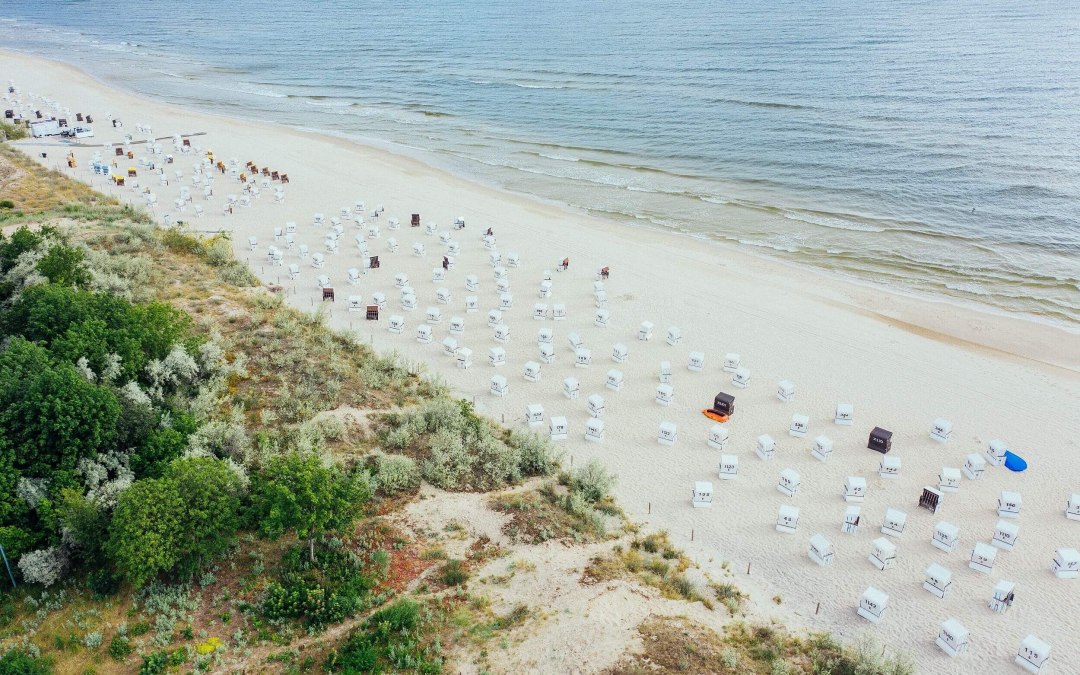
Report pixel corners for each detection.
[4,46,1079,363]
[7,49,1080,673]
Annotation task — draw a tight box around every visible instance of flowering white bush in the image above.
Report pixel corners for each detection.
[75,356,97,382]
[101,352,123,383]
[16,478,49,508]
[185,415,250,462]
[77,451,134,509]
[164,343,200,383]
[0,246,47,301]
[145,343,201,398]
[18,546,70,587]
[119,381,153,407]
[197,336,227,378]
[372,452,421,495]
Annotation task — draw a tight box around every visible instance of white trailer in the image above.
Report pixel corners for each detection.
[29,118,61,138]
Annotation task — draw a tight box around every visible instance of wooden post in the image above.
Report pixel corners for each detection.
[648,502,651,514]
[815,602,820,615]
[691,529,694,542]
[747,562,751,575]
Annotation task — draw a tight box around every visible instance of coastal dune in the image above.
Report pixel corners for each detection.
[5,50,1080,674]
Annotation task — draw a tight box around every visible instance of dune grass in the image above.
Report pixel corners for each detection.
[0,144,118,222]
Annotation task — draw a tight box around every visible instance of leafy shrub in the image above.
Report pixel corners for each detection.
[4,284,192,384]
[327,599,440,674]
[261,543,378,627]
[388,398,554,491]
[0,121,27,141]
[202,237,233,267]
[371,451,421,495]
[563,490,591,519]
[569,460,616,503]
[107,457,243,587]
[0,338,122,477]
[0,647,52,674]
[128,621,151,637]
[438,559,468,586]
[139,650,169,675]
[250,453,371,556]
[218,261,258,287]
[108,634,132,660]
[17,546,70,587]
[509,430,559,476]
[36,244,91,288]
[83,631,103,649]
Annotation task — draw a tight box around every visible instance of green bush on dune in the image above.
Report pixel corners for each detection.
[370,450,421,495]
[381,398,558,491]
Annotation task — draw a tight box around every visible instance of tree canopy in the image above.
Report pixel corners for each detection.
[0,338,120,479]
[107,457,243,587]
[250,453,371,559]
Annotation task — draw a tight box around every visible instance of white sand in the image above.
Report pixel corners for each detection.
[5,50,1080,674]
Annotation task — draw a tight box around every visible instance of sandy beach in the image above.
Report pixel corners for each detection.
[5,49,1080,674]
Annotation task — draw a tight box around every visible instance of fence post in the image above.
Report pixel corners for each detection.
[0,543,15,589]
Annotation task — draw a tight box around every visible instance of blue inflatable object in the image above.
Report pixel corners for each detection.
[1003,451,1028,472]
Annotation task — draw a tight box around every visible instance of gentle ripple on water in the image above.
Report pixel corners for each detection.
[2,0,1078,324]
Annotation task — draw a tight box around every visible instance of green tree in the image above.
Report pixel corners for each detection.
[251,453,371,561]
[0,646,53,675]
[129,427,187,478]
[36,244,91,288]
[106,458,243,587]
[106,478,183,588]
[0,226,44,274]
[0,338,120,478]
[161,457,242,577]
[2,285,191,383]
[0,440,20,523]
[56,488,109,565]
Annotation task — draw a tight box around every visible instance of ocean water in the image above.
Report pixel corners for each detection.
[2,0,1078,324]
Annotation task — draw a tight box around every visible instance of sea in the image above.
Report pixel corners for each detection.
[2,0,1078,325]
